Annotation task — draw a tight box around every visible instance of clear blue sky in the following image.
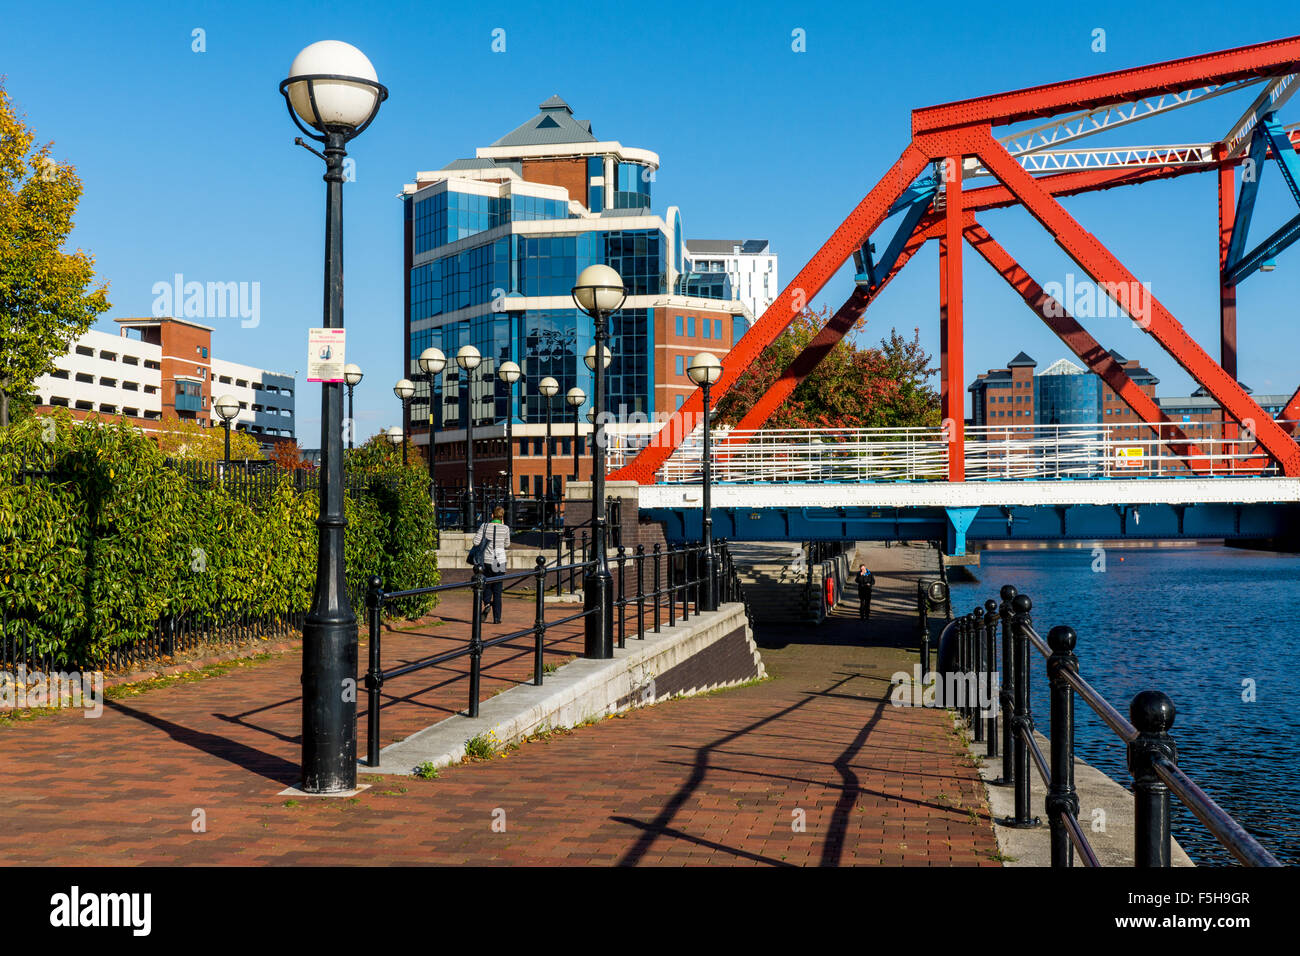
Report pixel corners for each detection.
[4,0,1300,439]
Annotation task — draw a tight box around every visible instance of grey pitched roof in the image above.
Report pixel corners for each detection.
[491,96,598,147]
[441,158,503,170]
[1007,351,1037,368]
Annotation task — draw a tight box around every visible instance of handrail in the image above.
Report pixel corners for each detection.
[935,588,1282,867]
[1151,757,1279,867]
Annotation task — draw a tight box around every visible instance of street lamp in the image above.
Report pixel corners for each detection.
[392,378,415,466]
[343,364,363,449]
[456,344,482,531]
[213,394,241,467]
[566,386,586,483]
[279,39,387,794]
[571,263,626,659]
[418,347,446,511]
[538,375,560,538]
[498,360,522,526]
[687,351,723,612]
[385,426,403,447]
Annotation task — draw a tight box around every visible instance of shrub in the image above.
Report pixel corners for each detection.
[0,411,439,668]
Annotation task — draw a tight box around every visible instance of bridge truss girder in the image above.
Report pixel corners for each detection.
[612,35,1300,485]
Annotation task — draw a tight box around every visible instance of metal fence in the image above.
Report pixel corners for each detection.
[657,423,1292,484]
[361,540,752,767]
[934,587,1281,867]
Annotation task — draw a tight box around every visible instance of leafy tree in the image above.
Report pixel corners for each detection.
[271,438,310,470]
[714,307,939,429]
[0,82,111,426]
[155,416,265,461]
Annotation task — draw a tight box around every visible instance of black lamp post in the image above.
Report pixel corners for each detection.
[538,375,559,538]
[417,347,446,511]
[279,39,387,794]
[456,344,481,532]
[343,364,362,450]
[497,360,522,527]
[572,264,626,660]
[213,393,241,469]
[687,352,722,612]
[566,386,586,483]
[392,378,415,466]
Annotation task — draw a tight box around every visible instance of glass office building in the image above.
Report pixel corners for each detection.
[402,96,754,442]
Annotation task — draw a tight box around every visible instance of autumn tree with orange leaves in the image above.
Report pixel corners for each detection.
[714,307,939,429]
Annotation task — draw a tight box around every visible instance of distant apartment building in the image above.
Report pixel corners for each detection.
[968,350,1291,473]
[969,350,1159,430]
[683,239,778,324]
[401,95,769,497]
[32,316,295,448]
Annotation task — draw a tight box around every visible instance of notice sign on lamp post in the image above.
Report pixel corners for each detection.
[308,328,346,382]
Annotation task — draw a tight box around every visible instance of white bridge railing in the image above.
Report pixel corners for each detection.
[654,423,1289,484]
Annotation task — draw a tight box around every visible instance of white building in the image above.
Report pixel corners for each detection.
[210,359,297,442]
[32,317,296,447]
[683,239,779,323]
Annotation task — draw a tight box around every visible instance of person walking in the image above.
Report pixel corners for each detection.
[855,563,875,627]
[472,506,511,624]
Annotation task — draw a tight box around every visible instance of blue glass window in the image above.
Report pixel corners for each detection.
[675,355,684,376]
[687,316,696,337]
[675,315,683,336]
[613,162,652,210]
[702,320,711,340]
[714,318,723,339]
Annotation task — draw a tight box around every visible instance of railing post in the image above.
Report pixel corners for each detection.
[1127,690,1177,867]
[971,608,984,742]
[616,545,627,650]
[567,532,576,594]
[635,544,646,639]
[998,584,1017,785]
[653,543,662,633]
[364,575,384,768]
[533,556,547,686]
[681,548,690,622]
[917,582,931,679]
[556,524,564,597]
[667,547,676,628]
[983,599,999,759]
[1005,593,1040,827]
[1046,625,1080,867]
[468,566,484,718]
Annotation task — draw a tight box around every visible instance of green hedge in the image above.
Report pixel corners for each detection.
[0,412,438,667]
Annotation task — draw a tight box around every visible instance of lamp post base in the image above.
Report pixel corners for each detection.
[583,568,615,659]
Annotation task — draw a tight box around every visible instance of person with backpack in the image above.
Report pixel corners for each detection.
[471,506,511,624]
[855,563,875,627]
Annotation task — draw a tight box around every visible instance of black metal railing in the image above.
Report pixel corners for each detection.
[930,587,1281,868]
[361,539,753,767]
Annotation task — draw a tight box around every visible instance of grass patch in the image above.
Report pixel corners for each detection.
[463,730,499,760]
[413,761,439,779]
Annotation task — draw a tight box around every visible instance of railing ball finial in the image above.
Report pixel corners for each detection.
[984,598,998,615]
[1131,689,1176,735]
[1011,593,1032,615]
[1047,624,1076,653]
[1000,584,1018,603]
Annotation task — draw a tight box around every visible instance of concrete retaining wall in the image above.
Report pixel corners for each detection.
[366,601,765,775]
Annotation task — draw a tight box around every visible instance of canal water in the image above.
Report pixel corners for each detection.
[946,545,1300,866]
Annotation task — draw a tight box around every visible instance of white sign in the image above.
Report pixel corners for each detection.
[307,328,346,382]
[1114,447,1144,468]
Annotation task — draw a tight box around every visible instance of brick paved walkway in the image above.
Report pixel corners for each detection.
[0,566,998,866]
